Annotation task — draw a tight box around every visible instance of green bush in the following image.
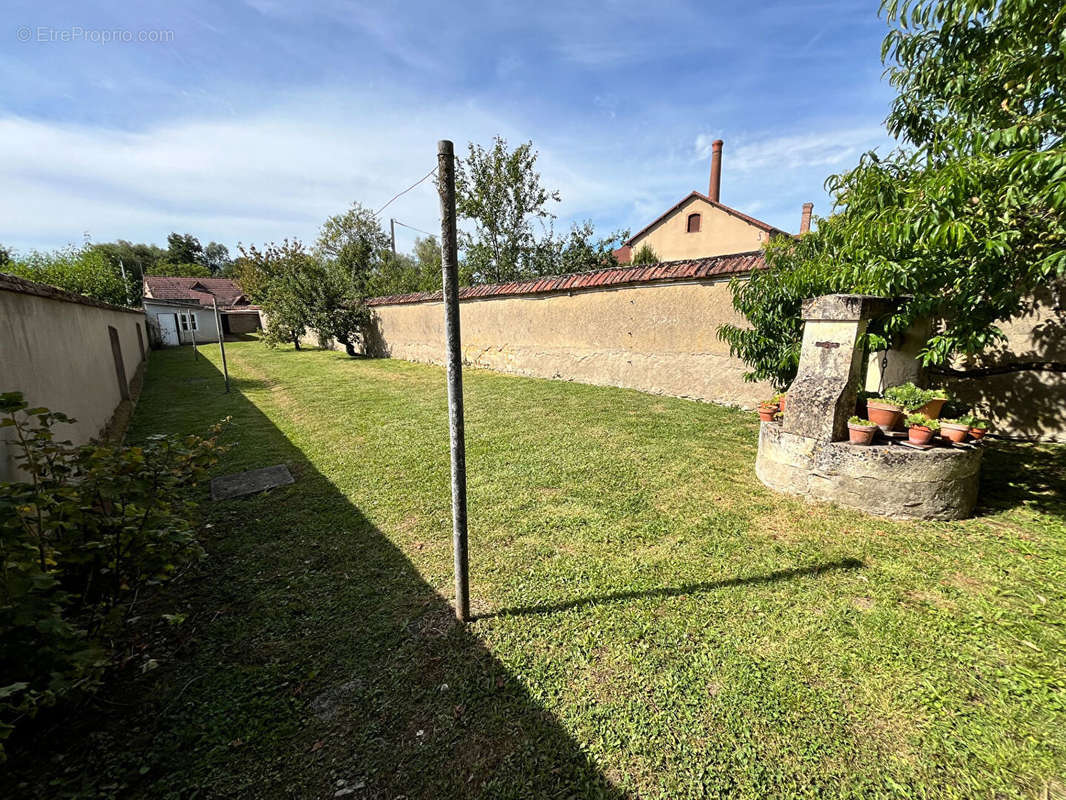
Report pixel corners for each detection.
[0,392,228,759]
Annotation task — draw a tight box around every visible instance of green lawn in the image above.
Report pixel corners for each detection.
[4,341,1065,799]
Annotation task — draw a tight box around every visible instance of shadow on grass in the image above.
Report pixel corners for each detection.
[478,558,865,621]
[976,440,1066,519]
[1,351,625,800]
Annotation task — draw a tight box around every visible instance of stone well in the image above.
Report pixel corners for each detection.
[755,294,982,521]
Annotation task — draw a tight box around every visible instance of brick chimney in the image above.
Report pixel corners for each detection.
[708,139,723,203]
[799,202,813,234]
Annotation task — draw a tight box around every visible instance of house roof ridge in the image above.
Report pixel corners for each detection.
[625,191,790,246]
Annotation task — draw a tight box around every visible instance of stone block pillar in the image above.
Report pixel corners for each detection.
[782,295,895,442]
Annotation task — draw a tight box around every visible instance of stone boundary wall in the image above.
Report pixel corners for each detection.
[364,277,772,408]
[0,274,148,480]
[364,272,1064,441]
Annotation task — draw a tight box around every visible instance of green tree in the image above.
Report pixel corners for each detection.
[236,240,319,348]
[316,202,391,293]
[165,233,205,268]
[630,243,659,266]
[89,240,166,304]
[454,136,562,283]
[203,242,232,275]
[147,261,212,279]
[0,244,12,267]
[7,246,128,306]
[719,0,1066,389]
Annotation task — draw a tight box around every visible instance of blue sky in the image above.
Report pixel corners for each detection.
[1,0,897,255]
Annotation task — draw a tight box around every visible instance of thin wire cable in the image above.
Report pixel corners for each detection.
[392,219,436,237]
[375,167,437,217]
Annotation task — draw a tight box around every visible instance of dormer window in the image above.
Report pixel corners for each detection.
[686,213,701,233]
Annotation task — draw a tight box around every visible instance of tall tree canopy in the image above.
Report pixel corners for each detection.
[165,233,205,268]
[316,202,392,293]
[719,0,1066,389]
[454,136,627,283]
[455,136,561,284]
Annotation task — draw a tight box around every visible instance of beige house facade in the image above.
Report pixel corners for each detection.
[622,139,803,263]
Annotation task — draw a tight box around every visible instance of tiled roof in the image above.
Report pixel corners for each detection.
[625,191,791,246]
[143,276,257,310]
[367,250,765,307]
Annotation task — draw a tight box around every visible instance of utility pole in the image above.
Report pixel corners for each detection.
[390,217,397,256]
[119,259,131,306]
[438,139,469,623]
[212,296,230,392]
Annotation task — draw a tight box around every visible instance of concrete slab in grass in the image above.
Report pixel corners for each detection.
[211,464,294,501]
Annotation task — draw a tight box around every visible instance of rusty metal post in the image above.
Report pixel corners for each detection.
[438,139,469,622]
[212,296,230,393]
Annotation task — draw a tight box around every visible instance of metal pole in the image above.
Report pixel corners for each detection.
[212,297,230,393]
[191,314,198,360]
[438,139,469,623]
[390,217,397,256]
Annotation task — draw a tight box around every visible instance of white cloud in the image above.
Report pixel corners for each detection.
[0,88,889,255]
[697,127,890,173]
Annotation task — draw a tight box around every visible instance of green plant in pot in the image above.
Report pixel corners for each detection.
[960,414,991,439]
[939,417,970,443]
[847,416,878,446]
[918,388,950,419]
[865,392,905,433]
[905,412,940,446]
[758,400,778,423]
[772,392,787,412]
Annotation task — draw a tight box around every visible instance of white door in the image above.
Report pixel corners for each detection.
[158,313,180,346]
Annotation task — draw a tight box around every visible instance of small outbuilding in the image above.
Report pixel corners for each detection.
[142,276,261,347]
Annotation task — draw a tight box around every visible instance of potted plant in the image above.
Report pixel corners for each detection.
[917,388,950,419]
[939,418,970,444]
[866,395,905,432]
[966,416,991,440]
[773,392,787,412]
[758,401,778,422]
[905,413,940,446]
[847,416,878,446]
[885,383,930,412]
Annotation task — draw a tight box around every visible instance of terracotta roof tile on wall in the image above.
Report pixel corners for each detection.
[367,250,766,307]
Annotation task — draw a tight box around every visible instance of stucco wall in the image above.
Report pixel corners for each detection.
[1,277,147,480]
[942,283,1066,441]
[365,279,772,407]
[144,302,221,345]
[629,197,769,261]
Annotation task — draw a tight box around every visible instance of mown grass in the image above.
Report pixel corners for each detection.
[3,341,1064,799]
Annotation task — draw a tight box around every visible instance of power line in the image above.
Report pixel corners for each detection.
[392,219,436,238]
[375,166,437,217]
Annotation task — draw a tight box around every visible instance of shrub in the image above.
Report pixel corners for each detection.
[0,392,228,759]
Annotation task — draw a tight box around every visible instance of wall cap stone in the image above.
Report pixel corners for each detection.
[0,272,143,315]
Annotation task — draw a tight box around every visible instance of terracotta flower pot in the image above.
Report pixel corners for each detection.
[848,423,877,446]
[969,427,988,440]
[940,422,969,444]
[917,398,947,419]
[758,406,777,422]
[908,424,936,446]
[866,400,904,432]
